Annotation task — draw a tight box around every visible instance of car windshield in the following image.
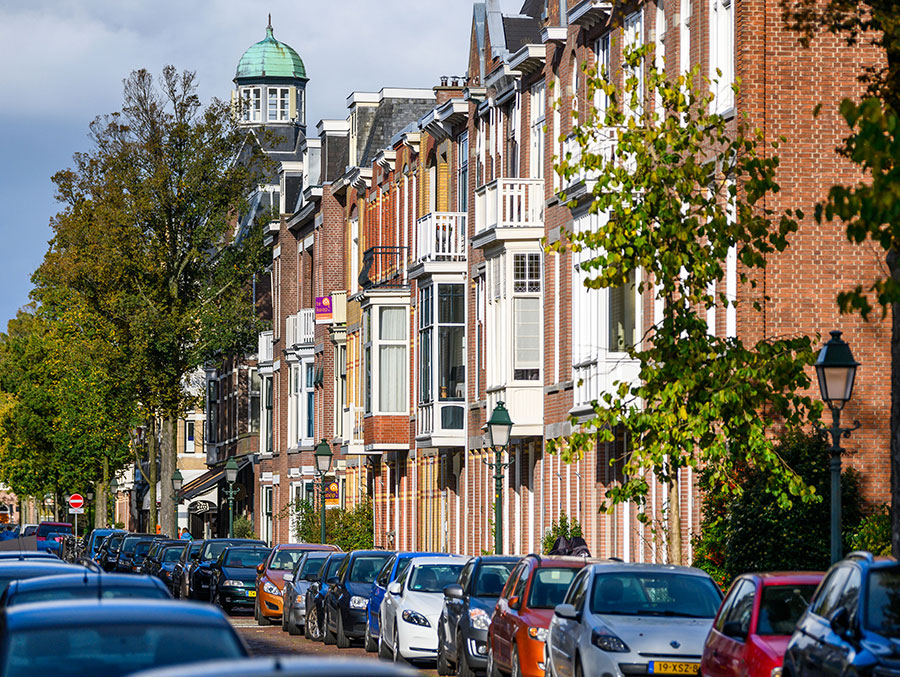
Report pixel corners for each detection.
[22,527,36,537]
[134,543,152,557]
[108,536,124,553]
[409,564,464,593]
[36,525,71,538]
[589,572,722,618]
[162,547,186,563]
[324,556,347,581]
[269,550,303,571]
[473,563,516,597]
[202,542,245,562]
[349,555,391,584]
[528,568,578,609]
[10,585,169,606]
[3,623,244,677]
[188,543,203,558]
[866,568,900,637]
[224,549,269,568]
[756,584,818,636]
[300,556,327,580]
[122,538,151,555]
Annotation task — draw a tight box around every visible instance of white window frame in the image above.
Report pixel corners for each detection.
[512,252,542,382]
[457,132,469,213]
[368,304,409,415]
[529,82,546,179]
[624,11,645,120]
[709,0,734,113]
[240,87,262,123]
[268,87,291,122]
[185,420,195,454]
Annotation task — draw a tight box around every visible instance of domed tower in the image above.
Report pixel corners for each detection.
[233,16,308,130]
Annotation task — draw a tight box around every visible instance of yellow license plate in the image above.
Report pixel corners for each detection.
[248,590,257,597]
[649,662,700,675]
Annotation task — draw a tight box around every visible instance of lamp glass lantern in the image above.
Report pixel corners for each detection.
[815,330,859,411]
[109,477,118,493]
[171,469,183,493]
[487,401,514,450]
[224,457,239,485]
[86,491,94,501]
[315,439,333,476]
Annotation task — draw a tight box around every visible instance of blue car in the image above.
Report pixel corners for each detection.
[364,551,448,653]
[323,550,393,647]
[304,553,347,641]
[85,528,124,561]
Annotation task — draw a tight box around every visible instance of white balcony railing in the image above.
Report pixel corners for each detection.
[285,308,315,347]
[475,178,544,234]
[342,406,365,446]
[416,212,467,263]
[257,330,274,364]
[416,403,434,437]
[560,131,614,192]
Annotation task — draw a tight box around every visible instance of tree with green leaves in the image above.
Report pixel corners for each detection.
[778,0,900,556]
[548,45,820,564]
[34,67,271,535]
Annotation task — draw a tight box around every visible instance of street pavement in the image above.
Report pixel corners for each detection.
[230,610,438,676]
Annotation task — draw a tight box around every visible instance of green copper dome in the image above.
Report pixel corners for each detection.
[235,21,306,81]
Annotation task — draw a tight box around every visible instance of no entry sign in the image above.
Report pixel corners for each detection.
[68,494,84,510]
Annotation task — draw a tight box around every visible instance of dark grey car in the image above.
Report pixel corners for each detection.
[281,551,330,635]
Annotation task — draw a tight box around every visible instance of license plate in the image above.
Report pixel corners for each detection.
[248,590,257,597]
[649,662,700,675]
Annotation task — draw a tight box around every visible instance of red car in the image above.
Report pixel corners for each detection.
[35,522,72,542]
[701,572,823,677]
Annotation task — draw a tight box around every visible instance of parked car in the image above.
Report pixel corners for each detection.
[40,531,65,556]
[149,543,188,591]
[282,551,331,635]
[305,553,349,641]
[0,551,60,561]
[130,539,158,573]
[379,555,469,662]
[0,559,85,592]
[365,551,449,653]
[487,554,594,677]
[210,545,271,613]
[0,599,247,676]
[546,561,724,677]
[256,544,339,626]
[114,533,164,573]
[782,551,900,676]
[99,532,127,570]
[184,538,264,600]
[172,539,205,598]
[0,572,171,607]
[85,528,123,561]
[323,549,393,647]
[35,522,72,551]
[141,540,182,577]
[128,656,419,677]
[20,525,37,538]
[701,571,822,677]
[437,555,519,676]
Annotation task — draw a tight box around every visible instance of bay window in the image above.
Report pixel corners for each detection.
[513,253,541,381]
[419,286,434,404]
[268,87,291,122]
[378,307,407,414]
[240,87,262,123]
[288,361,315,448]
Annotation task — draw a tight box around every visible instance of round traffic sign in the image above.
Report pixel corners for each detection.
[68,494,84,509]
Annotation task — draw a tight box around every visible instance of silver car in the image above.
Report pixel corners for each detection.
[546,562,723,677]
[282,551,332,635]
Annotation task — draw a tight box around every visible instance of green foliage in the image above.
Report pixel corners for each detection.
[291,498,374,552]
[850,506,892,556]
[542,512,583,554]
[692,430,864,584]
[548,43,820,542]
[232,514,258,540]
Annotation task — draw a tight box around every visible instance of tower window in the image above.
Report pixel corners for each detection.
[268,87,290,122]
[241,87,262,123]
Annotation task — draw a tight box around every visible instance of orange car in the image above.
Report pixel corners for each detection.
[487,555,593,677]
[255,543,341,626]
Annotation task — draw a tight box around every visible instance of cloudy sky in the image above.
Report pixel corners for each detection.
[0,0,523,328]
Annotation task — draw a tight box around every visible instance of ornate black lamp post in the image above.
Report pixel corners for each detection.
[485,402,514,555]
[815,330,860,565]
[314,440,334,544]
[224,458,239,538]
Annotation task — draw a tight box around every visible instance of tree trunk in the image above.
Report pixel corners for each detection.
[159,416,177,538]
[890,247,900,559]
[95,456,108,528]
[667,476,683,565]
[148,418,158,532]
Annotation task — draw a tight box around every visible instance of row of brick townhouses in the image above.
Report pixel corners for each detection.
[203,0,888,559]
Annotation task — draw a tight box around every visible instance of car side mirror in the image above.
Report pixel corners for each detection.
[509,596,520,610]
[257,563,265,574]
[722,621,747,641]
[829,606,853,639]
[327,577,340,586]
[284,573,294,583]
[444,584,464,600]
[554,603,579,620]
[388,581,403,595]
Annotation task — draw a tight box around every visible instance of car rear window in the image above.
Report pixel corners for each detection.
[349,555,391,584]
[528,568,578,609]
[11,585,170,606]
[756,584,818,635]
[409,564,465,593]
[589,571,722,618]
[473,563,516,597]
[269,550,303,571]
[300,556,327,580]
[36,524,71,538]
[3,623,244,676]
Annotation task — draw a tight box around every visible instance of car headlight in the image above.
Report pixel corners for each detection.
[263,581,280,595]
[528,626,549,643]
[350,595,368,610]
[470,608,491,631]
[402,609,431,627]
[295,595,306,606]
[771,670,783,677]
[223,579,243,588]
[590,626,629,653]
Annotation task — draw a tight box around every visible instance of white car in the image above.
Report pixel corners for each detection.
[378,555,469,662]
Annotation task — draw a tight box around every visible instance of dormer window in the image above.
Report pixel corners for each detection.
[268,87,291,122]
[240,87,262,123]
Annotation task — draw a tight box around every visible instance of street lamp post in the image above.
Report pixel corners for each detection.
[172,470,183,534]
[224,458,239,538]
[109,477,118,527]
[314,440,334,545]
[484,402,514,555]
[815,330,861,565]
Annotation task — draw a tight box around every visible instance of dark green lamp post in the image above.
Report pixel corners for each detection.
[224,458,239,538]
[314,440,334,544]
[485,401,514,555]
[815,330,860,565]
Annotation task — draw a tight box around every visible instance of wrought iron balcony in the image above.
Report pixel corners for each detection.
[359,246,409,290]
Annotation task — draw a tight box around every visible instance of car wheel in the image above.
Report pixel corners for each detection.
[305,606,317,640]
[574,656,583,677]
[392,622,401,663]
[364,618,378,653]
[256,600,272,626]
[378,618,393,660]
[457,629,476,677]
[336,612,350,649]
[487,643,501,677]
[323,609,337,645]
[281,606,290,632]
[511,645,522,677]
[437,629,451,675]
[288,613,301,637]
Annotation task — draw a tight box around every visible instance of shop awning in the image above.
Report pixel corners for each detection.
[179,456,252,502]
